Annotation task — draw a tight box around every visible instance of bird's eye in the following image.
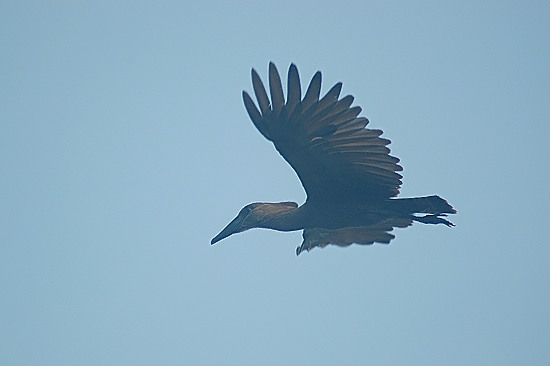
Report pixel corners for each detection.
[241,206,253,215]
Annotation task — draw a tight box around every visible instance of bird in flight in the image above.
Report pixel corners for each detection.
[211,62,456,255]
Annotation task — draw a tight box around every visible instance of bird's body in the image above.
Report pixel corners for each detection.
[212,63,456,255]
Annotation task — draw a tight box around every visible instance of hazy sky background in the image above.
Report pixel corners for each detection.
[1,1,548,365]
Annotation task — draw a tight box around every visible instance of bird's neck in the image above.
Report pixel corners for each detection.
[258,204,305,232]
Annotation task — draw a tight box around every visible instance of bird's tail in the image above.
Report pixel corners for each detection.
[393,195,456,215]
[391,195,456,227]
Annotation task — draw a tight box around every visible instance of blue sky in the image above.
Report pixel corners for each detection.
[1,1,548,365]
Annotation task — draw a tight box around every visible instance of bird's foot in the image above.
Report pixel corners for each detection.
[413,214,455,227]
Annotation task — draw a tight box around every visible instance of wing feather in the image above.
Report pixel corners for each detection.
[243,63,403,201]
[297,218,413,255]
[287,64,301,105]
[251,69,270,115]
[268,62,285,112]
[242,91,270,140]
[302,71,321,111]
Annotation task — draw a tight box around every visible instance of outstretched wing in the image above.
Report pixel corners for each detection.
[296,218,413,256]
[243,62,403,203]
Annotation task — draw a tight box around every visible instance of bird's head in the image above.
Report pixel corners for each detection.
[211,202,298,245]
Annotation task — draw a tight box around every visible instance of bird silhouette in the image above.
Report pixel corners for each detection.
[212,63,456,255]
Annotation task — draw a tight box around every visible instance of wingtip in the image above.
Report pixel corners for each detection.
[269,62,285,110]
[312,71,322,85]
[251,67,260,80]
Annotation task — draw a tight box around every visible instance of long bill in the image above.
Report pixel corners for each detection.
[210,216,241,245]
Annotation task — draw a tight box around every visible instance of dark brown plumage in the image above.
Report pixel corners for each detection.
[212,63,456,255]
